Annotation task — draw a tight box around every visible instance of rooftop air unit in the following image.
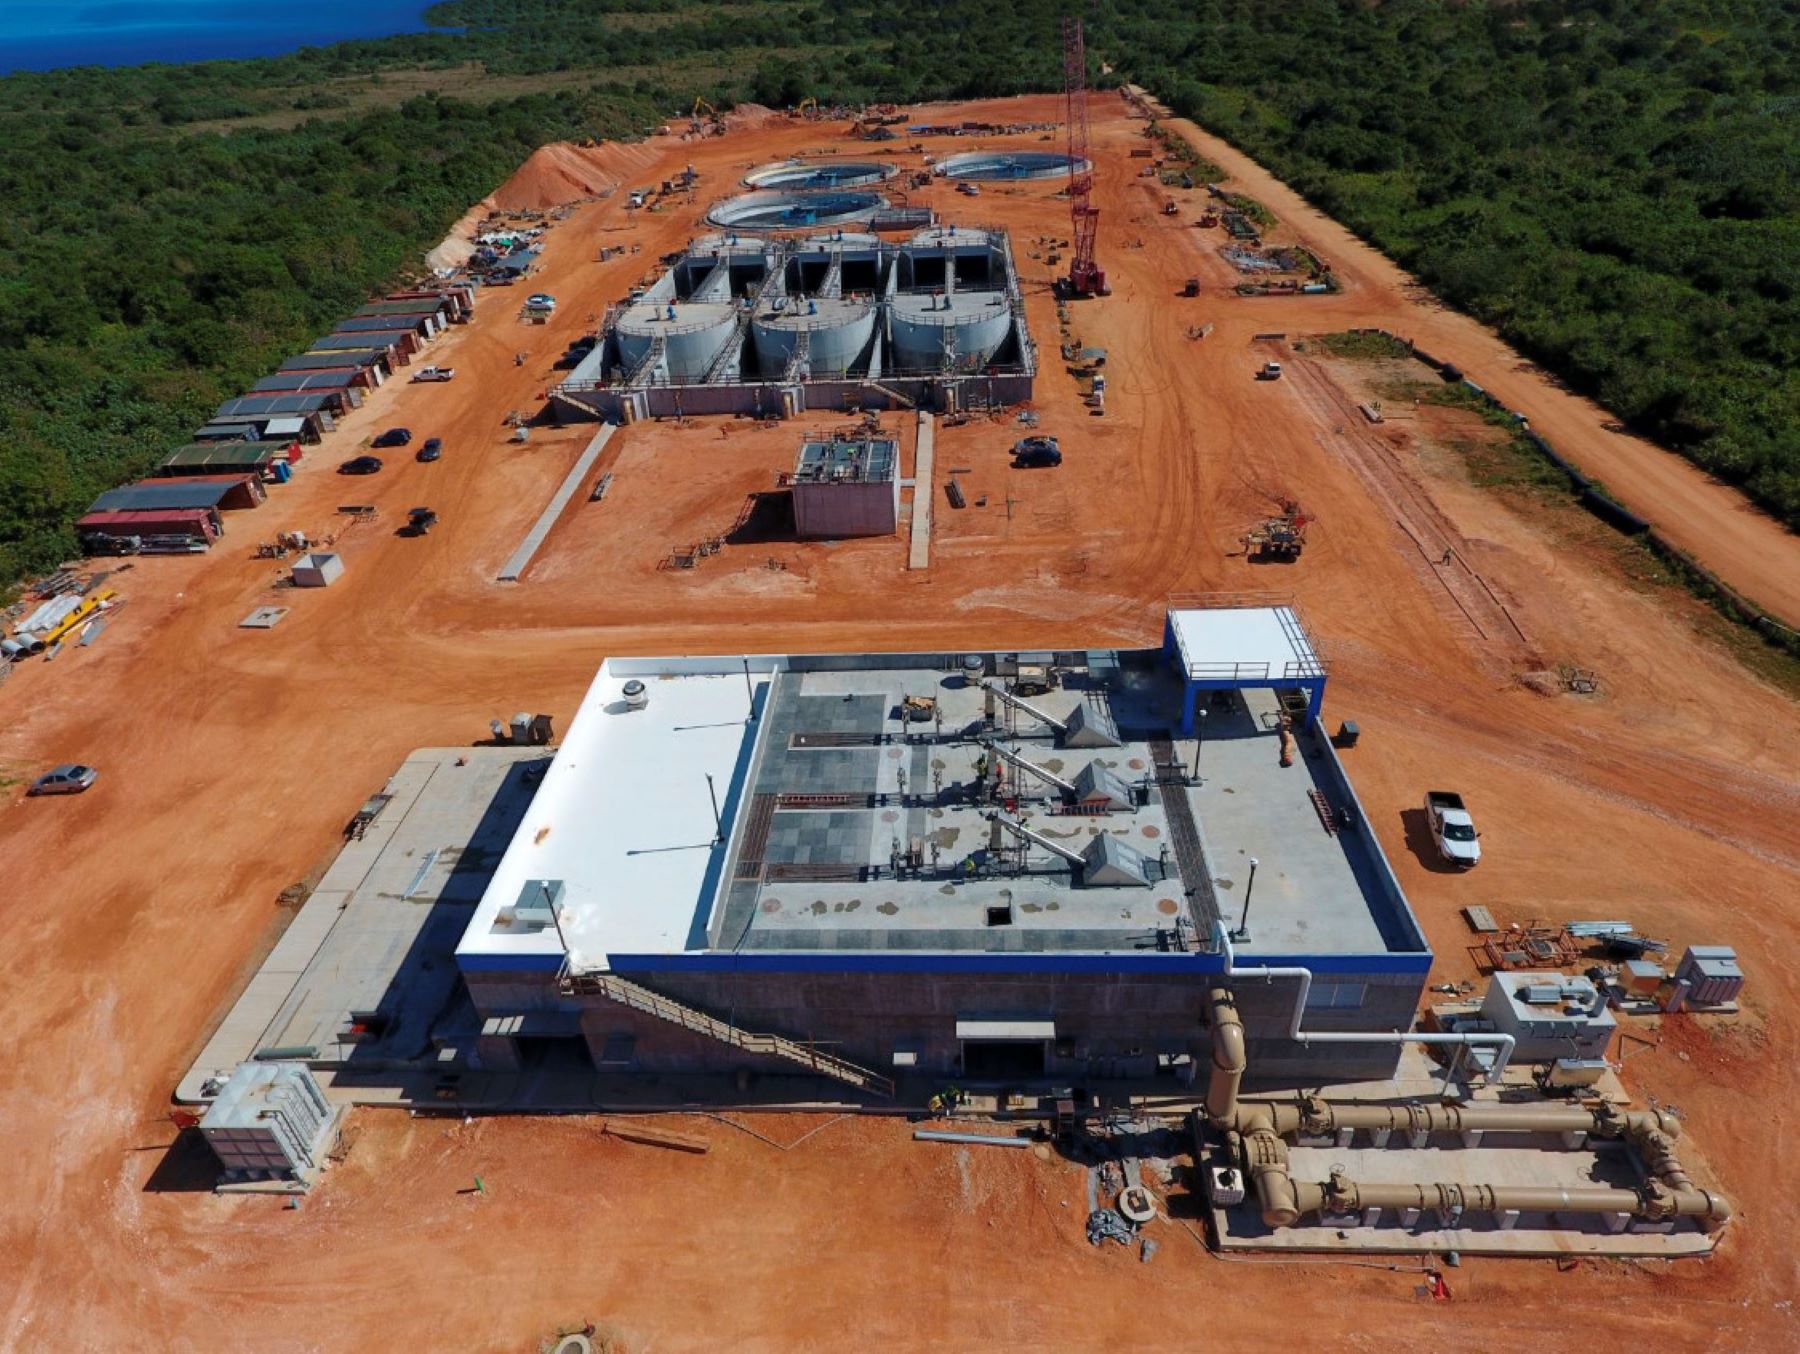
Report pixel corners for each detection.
[514,878,566,927]
[622,679,649,710]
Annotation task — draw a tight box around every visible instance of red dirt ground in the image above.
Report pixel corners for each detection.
[1,94,1795,1352]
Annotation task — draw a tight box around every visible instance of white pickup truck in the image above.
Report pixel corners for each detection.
[410,366,455,383]
[1424,790,1481,868]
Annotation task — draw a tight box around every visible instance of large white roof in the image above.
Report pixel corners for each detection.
[1168,605,1322,682]
[457,662,765,969]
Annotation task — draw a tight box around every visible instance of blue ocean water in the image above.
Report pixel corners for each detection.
[0,2,438,74]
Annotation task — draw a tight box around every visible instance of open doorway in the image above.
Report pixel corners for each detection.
[961,1039,1047,1080]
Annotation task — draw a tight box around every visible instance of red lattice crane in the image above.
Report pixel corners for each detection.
[1062,16,1108,297]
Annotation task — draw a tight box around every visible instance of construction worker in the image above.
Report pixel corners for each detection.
[1441,546,1455,566]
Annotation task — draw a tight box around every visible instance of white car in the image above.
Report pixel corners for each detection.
[527,293,557,311]
[410,366,455,383]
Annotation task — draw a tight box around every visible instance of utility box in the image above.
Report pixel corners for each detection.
[789,434,898,539]
[1479,971,1616,1062]
[199,1062,339,1186]
[1673,946,1743,1006]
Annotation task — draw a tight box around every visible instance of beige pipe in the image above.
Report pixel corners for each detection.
[1207,987,1732,1230]
[1259,1094,1676,1142]
[1205,987,1246,1128]
[1282,1168,1731,1224]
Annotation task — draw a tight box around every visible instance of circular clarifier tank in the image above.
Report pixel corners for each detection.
[708,189,886,231]
[743,159,897,190]
[934,150,1089,181]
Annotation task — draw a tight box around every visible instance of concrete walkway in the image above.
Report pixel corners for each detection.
[497,423,614,581]
[907,411,935,570]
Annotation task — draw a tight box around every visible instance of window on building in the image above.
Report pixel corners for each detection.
[1306,981,1367,1010]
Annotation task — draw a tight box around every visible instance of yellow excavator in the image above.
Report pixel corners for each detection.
[690,97,725,136]
[797,96,819,120]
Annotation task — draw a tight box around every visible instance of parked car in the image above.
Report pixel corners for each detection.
[417,438,443,463]
[1012,436,1063,469]
[339,455,384,475]
[410,366,455,383]
[372,428,412,448]
[28,764,97,796]
[527,292,557,311]
[1424,790,1481,869]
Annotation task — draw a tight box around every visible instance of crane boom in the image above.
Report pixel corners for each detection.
[1062,17,1107,297]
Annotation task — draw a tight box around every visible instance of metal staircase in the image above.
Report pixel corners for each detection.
[561,969,896,1098]
[623,334,667,387]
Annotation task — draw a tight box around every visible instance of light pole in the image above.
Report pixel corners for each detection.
[1231,857,1259,943]
[1193,708,1207,786]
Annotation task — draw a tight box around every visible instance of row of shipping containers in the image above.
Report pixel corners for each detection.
[77,286,477,556]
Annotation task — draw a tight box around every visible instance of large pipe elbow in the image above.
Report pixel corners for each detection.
[1245,1130,1301,1227]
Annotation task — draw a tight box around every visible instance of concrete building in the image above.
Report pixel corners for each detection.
[788,434,898,538]
[455,606,1431,1096]
[553,225,1035,423]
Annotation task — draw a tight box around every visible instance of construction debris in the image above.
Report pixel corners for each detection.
[1086,1208,1135,1247]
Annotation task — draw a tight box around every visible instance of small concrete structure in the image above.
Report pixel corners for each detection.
[790,434,899,538]
[290,552,343,588]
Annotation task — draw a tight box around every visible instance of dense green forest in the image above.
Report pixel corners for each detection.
[0,0,1794,587]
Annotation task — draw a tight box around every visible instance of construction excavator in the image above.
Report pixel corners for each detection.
[689,98,725,136]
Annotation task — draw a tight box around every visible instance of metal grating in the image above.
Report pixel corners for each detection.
[1149,738,1220,932]
[790,731,886,749]
[735,793,778,879]
[764,862,869,883]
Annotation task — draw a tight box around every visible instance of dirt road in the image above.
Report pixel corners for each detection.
[0,94,1794,1352]
[1129,88,1800,626]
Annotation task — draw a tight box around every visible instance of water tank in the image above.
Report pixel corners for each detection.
[888,292,1011,372]
[751,297,876,376]
[614,301,739,381]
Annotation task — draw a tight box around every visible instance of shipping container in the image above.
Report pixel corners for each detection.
[137,474,266,510]
[77,507,221,543]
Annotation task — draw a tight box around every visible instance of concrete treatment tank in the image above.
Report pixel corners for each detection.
[888,292,1012,372]
[934,150,1089,181]
[751,297,877,377]
[708,189,887,231]
[743,159,897,190]
[614,301,739,381]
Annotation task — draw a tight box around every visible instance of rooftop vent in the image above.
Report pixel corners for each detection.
[621,680,649,711]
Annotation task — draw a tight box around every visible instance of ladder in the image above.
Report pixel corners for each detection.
[564,971,896,1098]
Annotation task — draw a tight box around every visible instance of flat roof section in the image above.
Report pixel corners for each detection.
[460,668,769,970]
[793,437,897,484]
[1169,605,1324,681]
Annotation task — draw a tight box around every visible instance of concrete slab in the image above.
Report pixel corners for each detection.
[178,748,547,1102]
[907,411,934,570]
[497,424,614,581]
[1188,688,1387,954]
